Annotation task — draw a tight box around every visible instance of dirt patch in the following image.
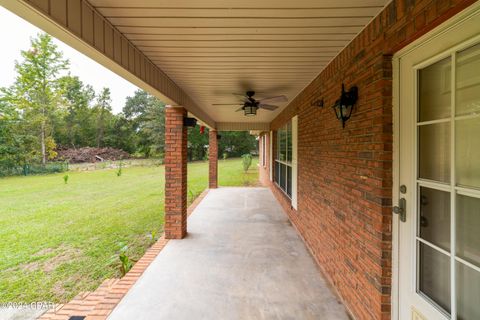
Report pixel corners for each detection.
[52,281,66,297]
[33,247,55,257]
[43,248,82,272]
[21,260,42,272]
[19,245,83,273]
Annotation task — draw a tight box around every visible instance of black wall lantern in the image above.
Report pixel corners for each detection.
[183,117,197,127]
[332,84,358,128]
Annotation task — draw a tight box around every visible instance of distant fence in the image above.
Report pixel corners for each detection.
[0,162,69,177]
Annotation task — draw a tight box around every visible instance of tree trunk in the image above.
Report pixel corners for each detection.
[97,110,104,148]
[41,120,46,165]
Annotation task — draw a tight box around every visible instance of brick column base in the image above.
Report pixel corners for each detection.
[164,106,187,239]
[209,130,218,189]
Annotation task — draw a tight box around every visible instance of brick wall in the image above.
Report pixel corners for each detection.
[164,106,187,239]
[263,1,476,319]
[209,130,218,189]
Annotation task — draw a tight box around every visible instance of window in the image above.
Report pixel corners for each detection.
[275,121,293,197]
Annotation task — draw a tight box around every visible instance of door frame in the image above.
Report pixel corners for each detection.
[392,2,480,319]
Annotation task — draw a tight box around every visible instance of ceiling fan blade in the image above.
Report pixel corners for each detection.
[212,103,242,106]
[259,104,279,111]
[235,107,244,112]
[258,95,288,104]
[232,93,248,101]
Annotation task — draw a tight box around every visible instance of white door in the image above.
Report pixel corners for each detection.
[396,4,480,320]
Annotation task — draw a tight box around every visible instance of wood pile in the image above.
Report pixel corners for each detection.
[56,147,130,163]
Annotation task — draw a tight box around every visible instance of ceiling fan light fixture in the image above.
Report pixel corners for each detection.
[244,103,257,116]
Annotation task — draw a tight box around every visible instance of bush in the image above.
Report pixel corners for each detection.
[116,162,123,177]
[241,154,253,173]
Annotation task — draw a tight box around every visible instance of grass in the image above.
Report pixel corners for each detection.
[0,157,258,303]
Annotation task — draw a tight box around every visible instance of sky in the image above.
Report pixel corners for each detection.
[0,6,138,114]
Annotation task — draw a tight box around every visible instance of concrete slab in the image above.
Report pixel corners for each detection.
[0,307,47,320]
[108,187,349,320]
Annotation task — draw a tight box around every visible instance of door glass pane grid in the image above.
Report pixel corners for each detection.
[415,43,480,319]
[455,44,480,320]
[416,54,453,316]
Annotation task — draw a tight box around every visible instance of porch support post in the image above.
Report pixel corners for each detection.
[164,106,187,239]
[208,129,218,189]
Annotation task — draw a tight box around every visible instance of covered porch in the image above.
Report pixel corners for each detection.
[109,187,348,319]
[2,1,479,319]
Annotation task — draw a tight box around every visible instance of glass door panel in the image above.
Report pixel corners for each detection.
[415,43,480,319]
[419,243,451,312]
[456,43,480,117]
[418,123,451,182]
[456,261,480,320]
[418,57,451,121]
[419,187,451,251]
[456,117,480,188]
[456,194,480,266]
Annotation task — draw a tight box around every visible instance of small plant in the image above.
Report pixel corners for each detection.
[189,189,202,203]
[116,162,123,177]
[148,229,158,243]
[63,174,69,184]
[118,244,133,276]
[222,152,228,160]
[241,153,253,173]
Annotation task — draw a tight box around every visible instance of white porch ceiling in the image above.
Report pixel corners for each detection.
[89,0,389,124]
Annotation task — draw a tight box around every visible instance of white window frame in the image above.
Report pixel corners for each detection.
[261,134,266,167]
[269,131,273,181]
[274,116,298,209]
[291,116,298,209]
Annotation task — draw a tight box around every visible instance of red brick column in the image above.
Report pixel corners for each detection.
[208,129,218,189]
[164,106,187,239]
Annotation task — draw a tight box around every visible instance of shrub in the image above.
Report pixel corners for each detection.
[222,152,228,160]
[241,154,253,173]
[116,162,123,177]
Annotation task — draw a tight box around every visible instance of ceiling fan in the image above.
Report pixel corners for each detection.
[213,91,288,116]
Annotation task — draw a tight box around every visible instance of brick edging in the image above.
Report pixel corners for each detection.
[38,189,210,320]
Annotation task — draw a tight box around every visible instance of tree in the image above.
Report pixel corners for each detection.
[2,33,69,165]
[95,88,112,147]
[187,125,208,161]
[57,75,95,148]
[123,90,165,157]
[218,131,257,158]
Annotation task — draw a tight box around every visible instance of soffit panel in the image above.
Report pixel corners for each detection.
[89,0,389,123]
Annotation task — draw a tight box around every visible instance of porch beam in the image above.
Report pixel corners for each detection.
[208,130,218,189]
[164,106,188,239]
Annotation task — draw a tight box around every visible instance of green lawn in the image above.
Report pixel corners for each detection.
[0,157,258,303]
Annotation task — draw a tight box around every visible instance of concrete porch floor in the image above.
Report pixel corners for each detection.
[108,187,349,320]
